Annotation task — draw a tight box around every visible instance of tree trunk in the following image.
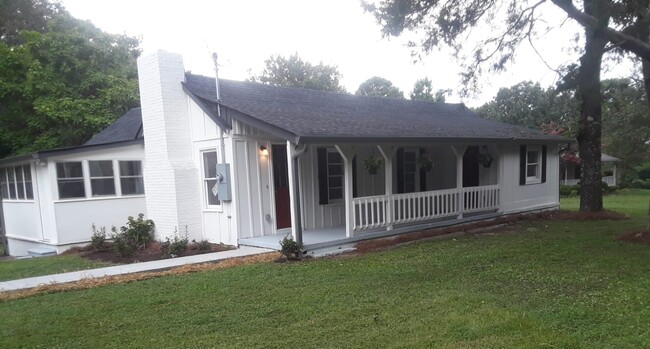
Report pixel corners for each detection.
[577,0,608,212]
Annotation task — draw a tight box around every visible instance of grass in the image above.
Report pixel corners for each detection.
[0,255,111,282]
[1,190,649,348]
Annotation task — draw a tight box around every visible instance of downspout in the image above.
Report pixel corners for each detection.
[292,144,307,247]
[212,53,227,164]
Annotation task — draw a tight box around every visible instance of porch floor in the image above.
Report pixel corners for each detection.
[239,226,347,250]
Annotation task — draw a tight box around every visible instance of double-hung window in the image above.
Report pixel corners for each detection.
[526,148,541,183]
[57,162,85,199]
[202,151,220,207]
[89,161,115,196]
[119,161,144,195]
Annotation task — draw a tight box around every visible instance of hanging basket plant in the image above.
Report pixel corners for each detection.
[417,154,434,172]
[478,146,494,168]
[364,155,383,175]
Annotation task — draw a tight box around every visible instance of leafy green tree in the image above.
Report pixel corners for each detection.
[250,54,346,93]
[410,78,434,101]
[0,11,140,157]
[356,76,404,98]
[477,81,577,132]
[362,0,650,212]
[601,78,650,175]
[0,0,63,45]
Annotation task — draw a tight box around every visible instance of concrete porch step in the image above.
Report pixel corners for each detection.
[27,248,57,257]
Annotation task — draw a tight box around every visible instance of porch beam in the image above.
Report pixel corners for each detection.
[335,145,355,238]
[376,145,394,230]
[451,145,467,219]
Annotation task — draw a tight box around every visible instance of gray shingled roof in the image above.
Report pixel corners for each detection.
[85,108,143,146]
[184,73,565,143]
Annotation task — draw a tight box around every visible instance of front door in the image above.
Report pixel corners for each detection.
[272,144,291,229]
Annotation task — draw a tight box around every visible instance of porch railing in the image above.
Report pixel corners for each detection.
[560,176,616,186]
[352,185,500,231]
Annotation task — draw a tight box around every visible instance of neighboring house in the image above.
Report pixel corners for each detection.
[560,153,619,186]
[0,50,566,256]
[0,108,146,256]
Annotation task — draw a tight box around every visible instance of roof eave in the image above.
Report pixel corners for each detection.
[0,139,144,166]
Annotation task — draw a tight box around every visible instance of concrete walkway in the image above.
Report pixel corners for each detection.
[0,246,274,292]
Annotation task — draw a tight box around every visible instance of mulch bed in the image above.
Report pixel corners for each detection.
[63,241,235,264]
[354,209,629,254]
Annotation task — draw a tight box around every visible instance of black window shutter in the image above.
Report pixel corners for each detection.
[352,156,357,197]
[419,148,426,192]
[317,147,328,204]
[519,145,527,185]
[541,145,547,183]
[396,148,404,194]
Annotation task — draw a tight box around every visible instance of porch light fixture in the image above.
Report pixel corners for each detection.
[260,145,268,156]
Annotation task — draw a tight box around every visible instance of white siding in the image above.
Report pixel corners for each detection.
[499,143,560,213]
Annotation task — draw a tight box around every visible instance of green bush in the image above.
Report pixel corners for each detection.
[195,239,212,253]
[279,235,303,260]
[162,227,189,258]
[90,224,108,252]
[634,162,650,180]
[111,214,155,257]
[560,185,579,197]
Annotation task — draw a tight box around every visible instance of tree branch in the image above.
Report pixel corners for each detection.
[551,0,650,60]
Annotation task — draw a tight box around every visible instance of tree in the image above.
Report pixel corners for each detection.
[601,78,650,175]
[0,8,140,158]
[410,78,451,102]
[356,76,404,98]
[363,0,650,212]
[250,54,346,93]
[477,81,577,131]
[410,78,434,101]
[0,0,63,45]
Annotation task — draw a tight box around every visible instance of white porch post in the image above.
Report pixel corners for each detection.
[377,145,394,231]
[286,141,302,242]
[451,146,466,219]
[335,145,355,238]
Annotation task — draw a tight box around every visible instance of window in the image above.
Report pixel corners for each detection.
[119,161,144,195]
[202,151,220,207]
[1,165,34,200]
[326,149,344,201]
[89,160,115,196]
[526,148,540,182]
[520,145,547,185]
[0,168,7,199]
[57,162,85,199]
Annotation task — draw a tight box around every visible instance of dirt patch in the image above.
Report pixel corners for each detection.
[618,230,650,245]
[63,241,235,264]
[354,209,628,254]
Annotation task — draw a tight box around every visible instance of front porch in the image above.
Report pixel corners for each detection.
[240,184,500,250]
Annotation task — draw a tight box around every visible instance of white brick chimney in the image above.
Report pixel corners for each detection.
[137,51,202,240]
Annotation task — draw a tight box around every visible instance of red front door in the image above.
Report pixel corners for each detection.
[272,144,291,229]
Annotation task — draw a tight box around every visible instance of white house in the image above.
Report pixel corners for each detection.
[0,50,565,256]
[560,153,619,186]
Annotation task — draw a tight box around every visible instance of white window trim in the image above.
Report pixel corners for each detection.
[201,150,222,211]
[525,146,542,185]
[56,161,87,200]
[118,160,145,196]
[0,164,35,202]
[89,160,116,197]
[326,148,344,203]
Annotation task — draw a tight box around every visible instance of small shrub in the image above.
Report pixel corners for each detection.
[163,227,189,258]
[113,233,135,257]
[196,239,212,253]
[279,235,303,260]
[0,244,6,256]
[121,213,155,249]
[559,185,579,197]
[90,224,108,252]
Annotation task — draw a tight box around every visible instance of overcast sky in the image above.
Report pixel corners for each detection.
[62,0,635,107]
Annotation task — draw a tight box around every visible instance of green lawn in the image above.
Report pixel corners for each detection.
[0,255,111,282]
[1,190,649,348]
